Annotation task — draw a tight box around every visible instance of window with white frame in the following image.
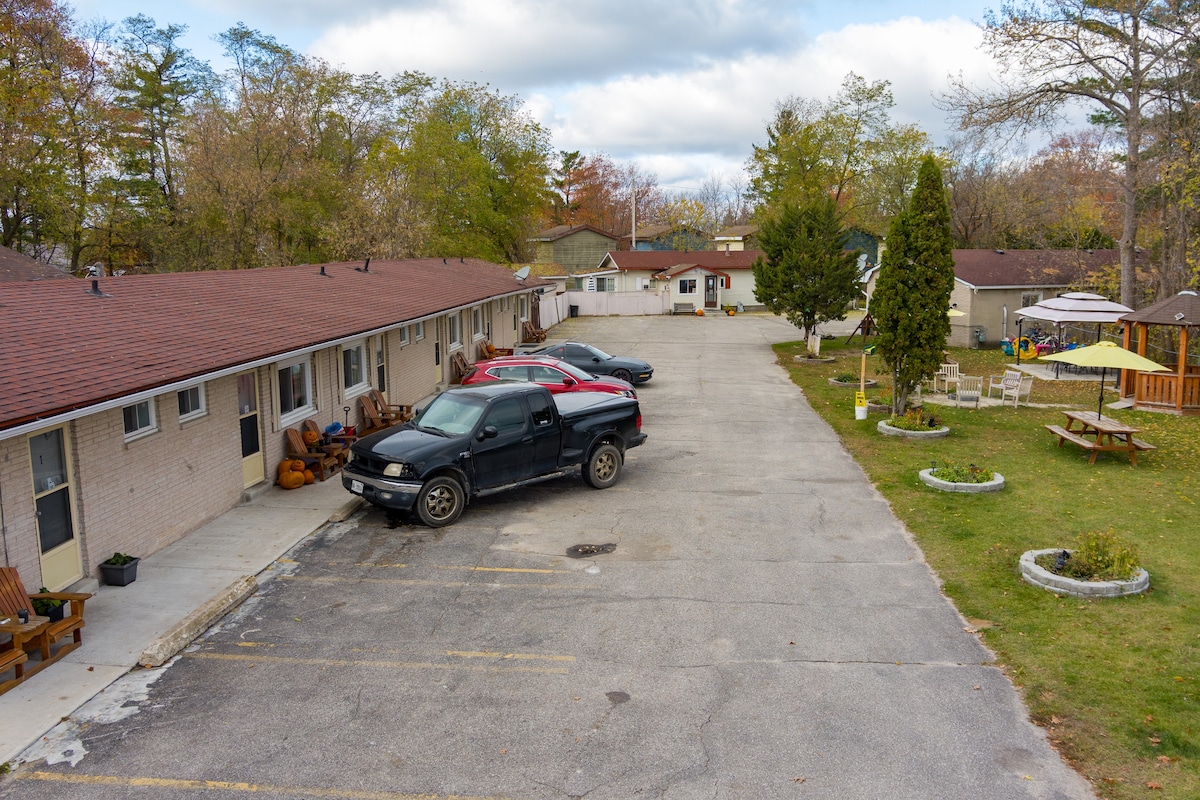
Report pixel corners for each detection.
[342,340,368,396]
[719,276,728,289]
[596,277,615,292]
[123,399,157,440]
[374,336,386,392]
[177,384,206,422]
[1021,293,1042,308]
[277,355,314,425]
[448,313,462,347]
[414,321,425,340]
[679,278,697,294]
[399,325,410,346]
[472,306,483,339]
[519,295,529,320]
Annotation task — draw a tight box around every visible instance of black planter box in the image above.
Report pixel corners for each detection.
[99,558,140,587]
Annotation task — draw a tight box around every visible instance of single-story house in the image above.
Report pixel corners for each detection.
[864,249,1123,348]
[527,225,618,272]
[0,259,549,592]
[711,225,758,252]
[593,250,765,311]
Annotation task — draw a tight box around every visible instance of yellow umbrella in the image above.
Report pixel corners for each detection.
[1039,341,1169,418]
[947,308,965,317]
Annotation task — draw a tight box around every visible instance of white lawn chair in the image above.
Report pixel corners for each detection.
[1003,375,1034,407]
[934,363,959,393]
[987,370,1022,399]
[954,375,982,408]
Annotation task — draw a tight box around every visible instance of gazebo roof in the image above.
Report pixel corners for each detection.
[1121,291,1200,327]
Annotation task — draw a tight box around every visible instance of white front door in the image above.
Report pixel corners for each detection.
[30,426,82,590]
[238,372,265,488]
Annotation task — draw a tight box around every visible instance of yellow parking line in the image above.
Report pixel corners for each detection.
[447,651,575,662]
[184,652,569,674]
[15,771,510,799]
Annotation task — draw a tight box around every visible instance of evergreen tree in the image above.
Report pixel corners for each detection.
[752,194,861,343]
[872,155,955,413]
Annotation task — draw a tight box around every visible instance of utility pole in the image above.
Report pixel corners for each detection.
[630,174,637,251]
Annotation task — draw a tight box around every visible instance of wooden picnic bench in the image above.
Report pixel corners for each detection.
[0,567,90,691]
[1045,411,1156,465]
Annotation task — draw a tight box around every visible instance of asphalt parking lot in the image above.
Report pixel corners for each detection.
[1,314,1095,800]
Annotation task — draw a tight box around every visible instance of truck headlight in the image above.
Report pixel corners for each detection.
[383,462,413,478]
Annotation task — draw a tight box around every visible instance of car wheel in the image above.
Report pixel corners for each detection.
[416,476,465,527]
[583,443,622,489]
[611,368,633,383]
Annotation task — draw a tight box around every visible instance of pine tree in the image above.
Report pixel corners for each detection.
[872,155,955,413]
[752,194,861,344]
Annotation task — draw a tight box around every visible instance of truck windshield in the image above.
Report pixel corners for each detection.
[414,394,486,435]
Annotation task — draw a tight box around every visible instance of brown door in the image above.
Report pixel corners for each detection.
[705,275,718,308]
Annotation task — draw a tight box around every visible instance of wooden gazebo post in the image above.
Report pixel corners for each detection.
[1176,325,1190,413]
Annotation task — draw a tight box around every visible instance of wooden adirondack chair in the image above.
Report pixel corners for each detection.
[284,428,340,480]
[301,419,352,465]
[450,351,473,383]
[0,637,28,695]
[522,320,547,343]
[478,339,514,360]
[368,389,413,424]
[357,395,394,437]
[0,566,90,685]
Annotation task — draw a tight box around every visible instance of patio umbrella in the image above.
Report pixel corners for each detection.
[1039,341,1169,418]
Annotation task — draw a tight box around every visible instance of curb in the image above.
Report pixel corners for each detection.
[139,575,258,667]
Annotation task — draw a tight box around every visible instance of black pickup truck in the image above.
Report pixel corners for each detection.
[342,382,647,527]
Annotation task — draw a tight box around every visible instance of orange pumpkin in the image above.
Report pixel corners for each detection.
[302,469,315,485]
[302,429,320,446]
[278,460,296,477]
[291,459,307,472]
[278,470,305,490]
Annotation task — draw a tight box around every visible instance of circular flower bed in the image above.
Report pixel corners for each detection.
[794,355,835,363]
[919,467,1005,493]
[878,409,948,438]
[828,376,878,388]
[1020,549,1149,598]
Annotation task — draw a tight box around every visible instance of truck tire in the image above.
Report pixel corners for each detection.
[583,443,622,489]
[416,476,465,527]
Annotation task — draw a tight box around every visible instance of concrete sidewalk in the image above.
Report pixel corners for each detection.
[0,476,362,765]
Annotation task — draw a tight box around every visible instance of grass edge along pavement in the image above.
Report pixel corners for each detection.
[775,339,1199,800]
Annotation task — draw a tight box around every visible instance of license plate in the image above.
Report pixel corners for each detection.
[350,480,364,494]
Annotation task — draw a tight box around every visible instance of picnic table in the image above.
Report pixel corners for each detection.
[1044,410,1156,465]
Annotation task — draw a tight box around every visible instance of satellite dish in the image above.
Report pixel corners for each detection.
[514,266,531,281]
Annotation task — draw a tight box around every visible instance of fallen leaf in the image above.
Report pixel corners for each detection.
[792,777,806,783]
[1147,782,1163,790]
[1149,737,1161,746]
[500,749,507,754]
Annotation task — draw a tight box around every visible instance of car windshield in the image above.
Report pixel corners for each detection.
[581,344,613,360]
[414,393,486,435]
[554,361,598,382]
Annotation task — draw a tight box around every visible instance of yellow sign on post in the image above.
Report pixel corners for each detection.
[854,391,866,407]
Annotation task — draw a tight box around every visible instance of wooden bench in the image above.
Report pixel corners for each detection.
[0,640,28,695]
[673,302,695,315]
[284,428,341,480]
[0,567,90,688]
[478,339,514,360]
[1129,438,1157,452]
[1045,424,1100,451]
[522,320,547,343]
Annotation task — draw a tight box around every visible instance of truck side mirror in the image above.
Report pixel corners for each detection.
[477,425,499,440]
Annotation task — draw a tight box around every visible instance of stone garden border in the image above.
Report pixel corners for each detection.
[1019,548,1149,598]
[877,420,950,439]
[829,378,878,388]
[918,468,1005,493]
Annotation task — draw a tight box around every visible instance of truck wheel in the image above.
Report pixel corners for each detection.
[416,476,465,527]
[583,443,622,489]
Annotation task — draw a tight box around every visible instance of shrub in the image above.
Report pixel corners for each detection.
[832,372,857,383]
[930,460,994,483]
[885,408,942,431]
[1034,529,1140,582]
[102,552,137,567]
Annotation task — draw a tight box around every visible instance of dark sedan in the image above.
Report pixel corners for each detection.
[527,342,654,384]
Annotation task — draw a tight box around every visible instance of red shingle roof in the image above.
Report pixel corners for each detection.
[0,246,69,282]
[604,250,764,271]
[0,259,547,433]
[952,249,1122,288]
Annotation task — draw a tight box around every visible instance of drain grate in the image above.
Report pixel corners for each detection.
[566,543,616,558]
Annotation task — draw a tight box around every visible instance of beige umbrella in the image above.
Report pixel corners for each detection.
[947,308,965,317]
[1039,341,1170,418]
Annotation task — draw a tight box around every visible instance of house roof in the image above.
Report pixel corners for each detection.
[0,259,550,436]
[601,250,764,272]
[527,224,618,242]
[1121,290,1200,327]
[712,225,758,240]
[0,246,69,282]
[952,249,1122,289]
[654,264,732,280]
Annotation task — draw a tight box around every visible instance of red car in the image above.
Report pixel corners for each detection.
[461,356,637,397]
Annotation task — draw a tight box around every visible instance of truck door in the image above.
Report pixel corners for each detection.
[526,390,561,473]
[470,397,534,488]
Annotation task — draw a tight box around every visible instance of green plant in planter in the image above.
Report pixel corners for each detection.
[30,587,63,616]
[1034,529,1140,582]
[102,552,137,567]
[885,408,942,431]
[930,460,994,483]
[832,372,857,383]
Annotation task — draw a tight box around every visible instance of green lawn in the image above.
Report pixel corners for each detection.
[776,338,1199,799]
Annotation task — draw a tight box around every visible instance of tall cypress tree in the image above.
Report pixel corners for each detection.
[752,194,861,344]
[872,155,955,413]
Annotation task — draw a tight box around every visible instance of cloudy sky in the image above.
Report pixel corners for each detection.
[74,0,1002,190]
